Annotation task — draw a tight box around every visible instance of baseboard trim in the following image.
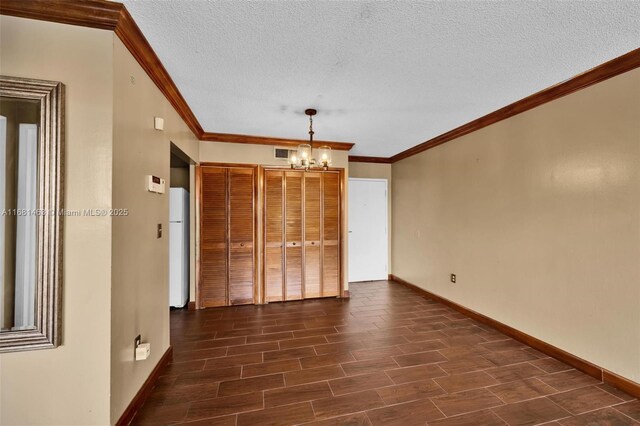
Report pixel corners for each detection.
[116,345,173,426]
[603,369,640,399]
[342,290,351,299]
[388,274,640,398]
[188,301,196,311]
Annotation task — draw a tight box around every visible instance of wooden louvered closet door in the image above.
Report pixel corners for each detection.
[304,172,322,298]
[200,167,228,308]
[262,168,342,303]
[322,172,340,297]
[200,166,255,308]
[228,168,255,305]
[264,170,284,302]
[284,171,304,300]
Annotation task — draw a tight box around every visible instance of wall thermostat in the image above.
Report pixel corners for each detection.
[147,175,165,194]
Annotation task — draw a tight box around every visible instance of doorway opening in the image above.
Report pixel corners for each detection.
[169,144,193,309]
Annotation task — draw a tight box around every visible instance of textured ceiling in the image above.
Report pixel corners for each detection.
[122,0,640,157]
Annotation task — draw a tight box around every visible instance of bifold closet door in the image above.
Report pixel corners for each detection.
[322,172,340,297]
[284,171,304,300]
[304,172,322,298]
[262,168,341,303]
[228,168,255,305]
[264,170,284,302]
[200,166,255,308]
[200,167,228,308]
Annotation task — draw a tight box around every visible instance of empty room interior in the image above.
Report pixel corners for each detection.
[1,1,640,425]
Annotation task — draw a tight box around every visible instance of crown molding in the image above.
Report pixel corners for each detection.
[0,0,122,30]
[201,132,355,151]
[391,47,640,163]
[0,0,205,138]
[348,156,392,164]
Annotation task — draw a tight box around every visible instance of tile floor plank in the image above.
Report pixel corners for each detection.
[217,373,285,397]
[548,385,623,415]
[329,371,394,396]
[237,402,315,426]
[284,365,345,386]
[264,381,333,408]
[491,397,571,425]
[312,390,385,420]
[365,398,445,425]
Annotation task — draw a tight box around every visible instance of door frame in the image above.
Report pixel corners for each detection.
[195,163,259,309]
[348,177,389,283]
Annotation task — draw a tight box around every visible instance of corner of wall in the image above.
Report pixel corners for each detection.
[0,16,115,425]
[110,35,200,424]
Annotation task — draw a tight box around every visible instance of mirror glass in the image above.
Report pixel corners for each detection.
[0,96,40,332]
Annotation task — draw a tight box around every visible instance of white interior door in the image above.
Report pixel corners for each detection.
[348,178,388,282]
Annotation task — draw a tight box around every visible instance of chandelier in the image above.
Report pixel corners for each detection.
[288,109,332,170]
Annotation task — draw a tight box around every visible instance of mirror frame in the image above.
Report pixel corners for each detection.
[0,76,64,353]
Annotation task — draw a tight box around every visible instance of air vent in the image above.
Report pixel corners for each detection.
[274,147,293,160]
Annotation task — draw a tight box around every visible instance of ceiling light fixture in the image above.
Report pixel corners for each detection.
[288,109,332,170]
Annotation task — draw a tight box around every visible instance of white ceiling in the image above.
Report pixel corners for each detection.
[122,0,640,157]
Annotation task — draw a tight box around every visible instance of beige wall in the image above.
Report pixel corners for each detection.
[348,162,391,181]
[392,68,640,383]
[198,142,350,297]
[170,167,190,189]
[0,17,114,425]
[348,162,392,274]
[110,37,199,423]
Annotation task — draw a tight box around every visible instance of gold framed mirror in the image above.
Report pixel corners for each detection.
[0,76,64,352]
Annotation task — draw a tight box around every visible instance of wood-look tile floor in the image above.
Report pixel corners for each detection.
[131,281,639,425]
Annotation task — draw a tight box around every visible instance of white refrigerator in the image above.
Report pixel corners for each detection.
[170,188,190,308]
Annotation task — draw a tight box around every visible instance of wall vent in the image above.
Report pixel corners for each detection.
[274,147,293,160]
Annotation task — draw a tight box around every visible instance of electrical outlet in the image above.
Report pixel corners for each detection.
[134,334,141,348]
[450,274,456,283]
